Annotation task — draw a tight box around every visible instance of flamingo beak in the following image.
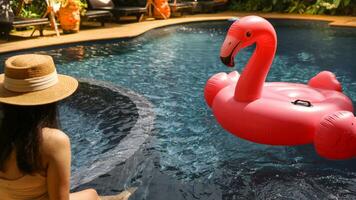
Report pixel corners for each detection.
[220,55,234,67]
[220,35,241,67]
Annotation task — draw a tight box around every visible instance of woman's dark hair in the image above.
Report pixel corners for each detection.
[0,103,59,174]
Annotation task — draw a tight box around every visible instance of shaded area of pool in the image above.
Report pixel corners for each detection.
[60,80,154,188]
[61,81,139,169]
[1,20,356,199]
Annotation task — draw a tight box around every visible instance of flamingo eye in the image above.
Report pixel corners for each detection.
[246,32,252,37]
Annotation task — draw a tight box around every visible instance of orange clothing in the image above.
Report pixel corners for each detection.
[0,174,48,200]
[154,0,171,19]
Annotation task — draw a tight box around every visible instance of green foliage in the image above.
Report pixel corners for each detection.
[11,0,88,18]
[11,0,48,18]
[77,0,88,16]
[229,0,356,16]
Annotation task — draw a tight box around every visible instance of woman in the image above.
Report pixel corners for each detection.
[0,54,100,200]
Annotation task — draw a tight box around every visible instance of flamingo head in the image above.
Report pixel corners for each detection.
[220,16,276,67]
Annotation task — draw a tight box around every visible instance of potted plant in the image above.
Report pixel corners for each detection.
[57,0,86,33]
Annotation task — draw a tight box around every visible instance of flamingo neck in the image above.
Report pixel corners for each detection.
[234,35,276,102]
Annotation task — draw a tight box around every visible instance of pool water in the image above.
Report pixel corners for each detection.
[58,82,139,179]
[1,20,356,199]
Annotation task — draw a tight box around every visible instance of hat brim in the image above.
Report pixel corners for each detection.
[0,74,78,106]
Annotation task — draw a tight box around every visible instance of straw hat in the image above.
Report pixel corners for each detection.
[0,54,78,106]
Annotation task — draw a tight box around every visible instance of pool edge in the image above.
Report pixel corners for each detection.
[0,12,355,54]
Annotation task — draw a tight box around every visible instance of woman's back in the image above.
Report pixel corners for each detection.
[0,128,69,200]
[0,173,48,200]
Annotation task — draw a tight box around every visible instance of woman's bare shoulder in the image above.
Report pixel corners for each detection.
[41,128,70,156]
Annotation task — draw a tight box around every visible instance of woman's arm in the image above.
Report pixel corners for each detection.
[43,128,71,200]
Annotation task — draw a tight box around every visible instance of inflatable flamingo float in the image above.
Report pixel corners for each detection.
[204,16,356,160]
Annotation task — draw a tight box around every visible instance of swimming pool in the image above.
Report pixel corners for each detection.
[1,19,356,199]
[58,80,154,187]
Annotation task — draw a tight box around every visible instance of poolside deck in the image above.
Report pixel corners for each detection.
[0,12,355,54]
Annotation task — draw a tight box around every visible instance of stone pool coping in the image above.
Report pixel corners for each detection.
[70,79,155,189]
[0,11,355,54]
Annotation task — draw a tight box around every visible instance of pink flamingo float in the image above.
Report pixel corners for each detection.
[204,16,356,160]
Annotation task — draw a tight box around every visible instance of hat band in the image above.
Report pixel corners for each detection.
[4,70,59,92]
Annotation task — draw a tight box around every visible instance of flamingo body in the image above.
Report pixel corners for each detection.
[205,16,356,159]
[206,71,353,145]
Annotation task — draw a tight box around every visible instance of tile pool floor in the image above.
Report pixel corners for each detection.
[0,11,355,54]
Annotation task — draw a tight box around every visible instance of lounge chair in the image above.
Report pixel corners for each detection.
[212,0,228,10]
[0,17,50,39]
[87,0,147,22]
[195,0,228,13]
[82,10,113,26]
[169,0,196,16]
